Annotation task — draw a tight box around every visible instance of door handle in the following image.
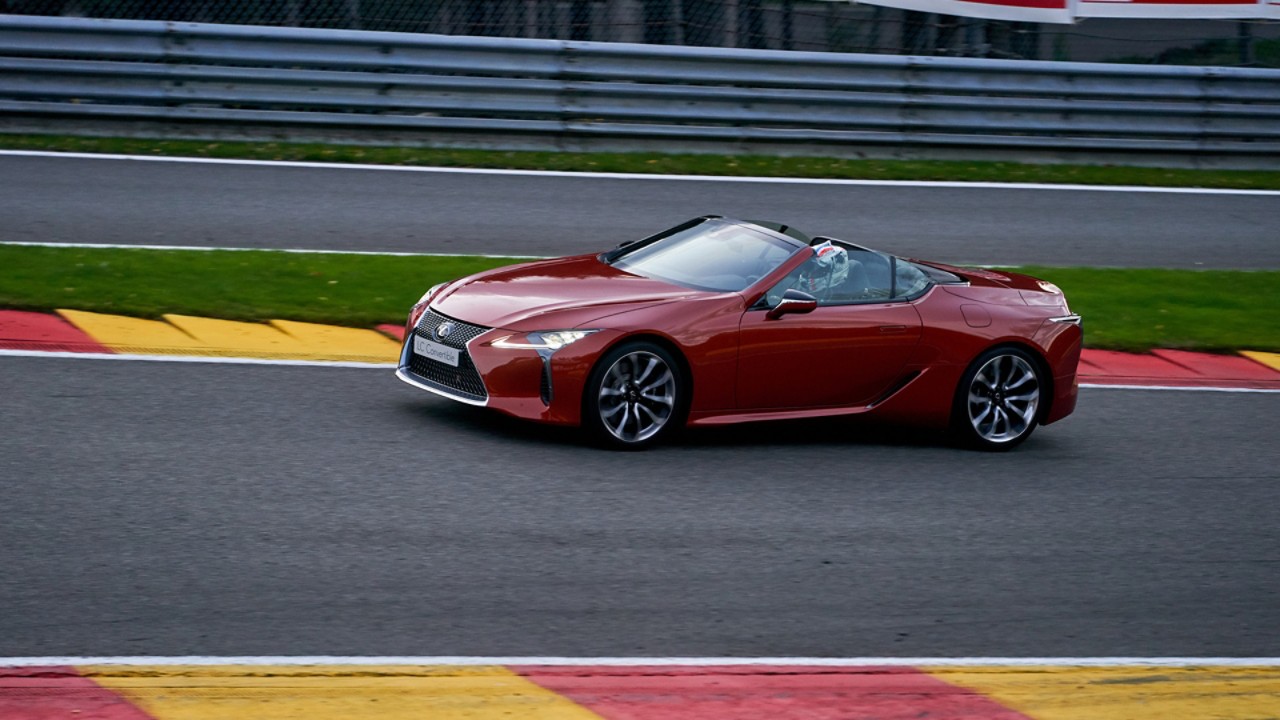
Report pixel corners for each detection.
[878,325,908,334]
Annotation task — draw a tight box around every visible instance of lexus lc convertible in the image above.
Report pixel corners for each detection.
[396,216,1081,450]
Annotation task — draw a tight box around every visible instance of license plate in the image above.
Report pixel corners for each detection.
[414,336,460,367]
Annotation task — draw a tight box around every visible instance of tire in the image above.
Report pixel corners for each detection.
[952,346,1044,451]
[583,340,686,450]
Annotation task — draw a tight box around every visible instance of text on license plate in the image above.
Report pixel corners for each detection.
[414,336,460,367]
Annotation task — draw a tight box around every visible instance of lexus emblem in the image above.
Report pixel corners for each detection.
[435,321,456,340]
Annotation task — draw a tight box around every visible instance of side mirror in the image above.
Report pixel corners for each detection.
[766,289,818,320]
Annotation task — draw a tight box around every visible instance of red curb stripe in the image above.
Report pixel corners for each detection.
[1151,349,1280,381]
[0,666,154,720]
[1079,349,1201,378]
[0,310,111,353]
[1079,348,1280,389]
[3,309,1277,389]
[513,665,1034,720]
[376,323,406,342]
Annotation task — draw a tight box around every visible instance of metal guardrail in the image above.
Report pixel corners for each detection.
[2,14,1279,163]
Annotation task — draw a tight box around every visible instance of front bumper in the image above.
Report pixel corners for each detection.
[397,309,620,426]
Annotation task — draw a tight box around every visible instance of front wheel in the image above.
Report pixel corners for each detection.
[583,341,686,450]
[953,347,1044,451]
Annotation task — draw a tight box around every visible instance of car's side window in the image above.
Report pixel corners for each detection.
[763,247,899,307]
[893,260,932,299]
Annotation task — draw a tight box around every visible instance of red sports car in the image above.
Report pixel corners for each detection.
[397,216,1081,450]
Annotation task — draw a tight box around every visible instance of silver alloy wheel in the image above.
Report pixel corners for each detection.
[597,350,677,444]
[967,353,1041,444]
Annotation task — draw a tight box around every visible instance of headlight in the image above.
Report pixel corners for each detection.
[492,330,598,351]
[1037,280,1062,295]
[418,282,448,306]
[407,282,450,331]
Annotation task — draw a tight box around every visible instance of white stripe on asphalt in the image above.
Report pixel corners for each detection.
[1080,382,1280,393]
[0,349,395,368]
[0,239,538,259]
[1,349,1276,392]
[1,240,1261,273]
[4,149,1278,196]
[2,656,1279,667]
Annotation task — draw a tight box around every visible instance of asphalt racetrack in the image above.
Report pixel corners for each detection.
[2,153,1277,660]
[3,152,1280,268]
[1,356,1278,657]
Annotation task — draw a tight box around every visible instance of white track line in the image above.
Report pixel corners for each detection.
[2,656,1279,667]
[2,240,1263,272]
[0,240,538,259]
[3,656,1280,667]
[1079,382,1280,394]
[2,349,1276,392]
[0,349,394,368]
[4,150,1277,196]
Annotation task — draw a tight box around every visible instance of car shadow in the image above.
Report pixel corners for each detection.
[395,398,591,448]
[676,415,949,450]
[397,398,952,451]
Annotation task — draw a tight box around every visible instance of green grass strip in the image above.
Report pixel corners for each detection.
[4,133,1280,190]
[998,266,1280,354]
[3,245,1277,353]
[1,245,528,329]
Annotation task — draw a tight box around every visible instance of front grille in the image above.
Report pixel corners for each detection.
[413,311,489,349]
[407,311,489,401]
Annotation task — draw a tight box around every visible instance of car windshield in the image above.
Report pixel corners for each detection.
[610,219,802,292]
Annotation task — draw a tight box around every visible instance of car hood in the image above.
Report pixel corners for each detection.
[433,254,708,331]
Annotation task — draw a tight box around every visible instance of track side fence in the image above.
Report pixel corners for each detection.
[1,14,1278,166]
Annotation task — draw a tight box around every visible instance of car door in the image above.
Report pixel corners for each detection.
[736,302,923,410]
[735,247,924,410]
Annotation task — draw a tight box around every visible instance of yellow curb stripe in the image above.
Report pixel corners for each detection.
[82,665,604,720]
[163,314,313,360]
[1241,351,1280,372]
[927,666,1280,720]
[54,311,403,362]
[269,319,400,363]
[57,309,205,355]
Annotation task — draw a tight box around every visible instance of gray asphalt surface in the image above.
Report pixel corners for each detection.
[2,355,1277,657]
[3,154,1279,268]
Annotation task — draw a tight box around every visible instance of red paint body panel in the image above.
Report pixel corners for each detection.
[514,665,1033,720]
[399,223,1083,441]
[435,255,703,332]
[737,302,923,409]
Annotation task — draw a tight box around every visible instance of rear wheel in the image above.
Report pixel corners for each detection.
[584,341,685,450]
[953,347,1043,451]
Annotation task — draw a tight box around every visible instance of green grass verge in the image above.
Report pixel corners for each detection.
[0,245,530,329]
[3,245,1277,353]
[997,266,1279,353]
[4,133,1280,190]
